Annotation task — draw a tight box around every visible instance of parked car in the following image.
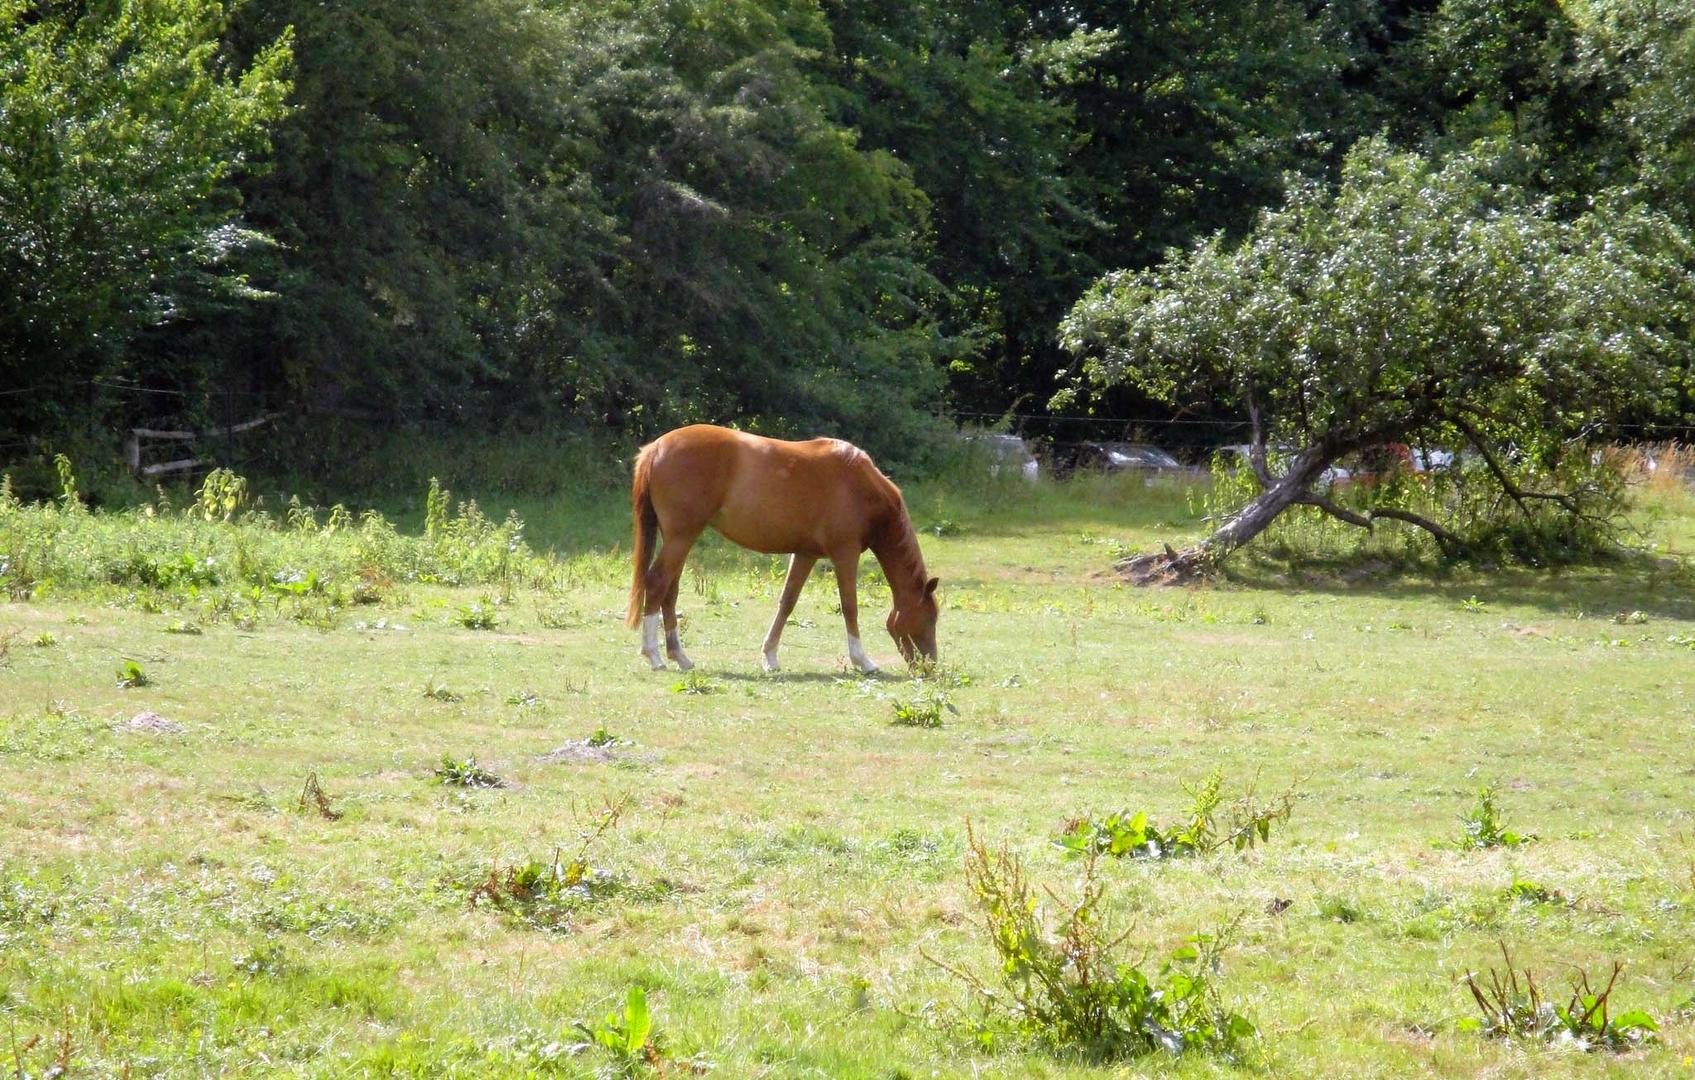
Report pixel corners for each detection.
[960,432,1039,481]
[1410,448,1458,472]
[1216,444,1351,488]
[1059,441,1202,477]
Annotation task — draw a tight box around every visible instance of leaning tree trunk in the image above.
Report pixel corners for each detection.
[1118,438,1466,584]
[1118,450,1336,585]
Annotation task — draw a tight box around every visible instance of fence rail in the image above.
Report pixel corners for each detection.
[123,413,282,478]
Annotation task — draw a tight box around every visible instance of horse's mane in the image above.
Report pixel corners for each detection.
[867,480,929,597]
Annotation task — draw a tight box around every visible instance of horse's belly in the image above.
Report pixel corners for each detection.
[710,508,826,556]
[709,477,837,556]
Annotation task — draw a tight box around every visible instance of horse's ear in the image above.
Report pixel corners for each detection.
[924,576,940,597]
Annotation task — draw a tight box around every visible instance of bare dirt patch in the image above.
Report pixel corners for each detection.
[114,711,184,735]
[539,739,620,764]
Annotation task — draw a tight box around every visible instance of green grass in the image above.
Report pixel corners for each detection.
[3,471,1695,1076]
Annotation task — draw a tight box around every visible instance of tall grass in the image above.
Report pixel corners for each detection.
[0,465,574,603]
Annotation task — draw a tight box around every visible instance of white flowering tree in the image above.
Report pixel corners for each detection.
[1058,137,1693,579]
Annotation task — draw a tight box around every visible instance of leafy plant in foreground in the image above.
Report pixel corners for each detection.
[671,671,719,695]
[890,687,956,728]
[115,660,149,688]
[1452,783,1537,850]
[434,755,506,789]
[1461,944,1657,1051]
[1055,771,1297,860]
[925,823,1254,1060]
[457,602,499,630]
[573,986,662,1073]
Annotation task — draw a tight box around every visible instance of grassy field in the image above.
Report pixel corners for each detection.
[3,467,1695,1077]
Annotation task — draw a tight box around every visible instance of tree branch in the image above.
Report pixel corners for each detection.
[1296,491,1371,529]
[1452,416,1580,516]
[1365,507,1465,553]
[1295,493,1466,554]
[1245,390,1273,489]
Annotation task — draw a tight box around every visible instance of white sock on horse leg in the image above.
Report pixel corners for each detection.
[641,614,666,670]
[666,627,693,671]
[847,635,878,674]
[761,618,784,672]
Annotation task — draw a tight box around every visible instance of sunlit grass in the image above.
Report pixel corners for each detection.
[1,472,1693,1076]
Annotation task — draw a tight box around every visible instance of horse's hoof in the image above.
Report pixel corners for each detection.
[761,652,780,673]
[641,651,667,671]
[671,654,695,672]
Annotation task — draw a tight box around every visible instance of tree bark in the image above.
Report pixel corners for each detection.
[1116,439,1467,584]
[1118,448,1336,584]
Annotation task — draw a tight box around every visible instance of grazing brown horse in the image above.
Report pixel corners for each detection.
[626,425,939,673]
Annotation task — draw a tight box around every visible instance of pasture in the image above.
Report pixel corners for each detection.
[3,470,1695,1078]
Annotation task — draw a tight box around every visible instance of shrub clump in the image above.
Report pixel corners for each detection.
[926,824,1255,1060]
[0,467,547,605]
[1461,944,1657,1052]
[1451,782,1537,850]
[1054,770,1296,860]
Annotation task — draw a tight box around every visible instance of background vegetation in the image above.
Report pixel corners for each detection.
[5,0,1693,479]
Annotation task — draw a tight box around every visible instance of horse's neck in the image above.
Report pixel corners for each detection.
[869,506,927,602]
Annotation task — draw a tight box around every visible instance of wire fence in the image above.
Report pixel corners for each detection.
[4,382,1694,440]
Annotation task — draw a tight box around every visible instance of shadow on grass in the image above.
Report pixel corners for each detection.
[713,670,884,684]
[1216,550,1695,620]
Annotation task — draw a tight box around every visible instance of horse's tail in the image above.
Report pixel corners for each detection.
[626,446,659,628]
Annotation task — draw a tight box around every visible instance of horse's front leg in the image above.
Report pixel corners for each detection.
[761,554,817,672]
[832,549,879,674]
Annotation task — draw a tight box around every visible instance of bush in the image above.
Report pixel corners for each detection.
[1054,771,1296,860]
[0,466,551,604]
[1461,944,1658,1052]
[926,824,1255,1060]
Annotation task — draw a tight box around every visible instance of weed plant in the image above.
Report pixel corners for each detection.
[1461,944,1657,1051]
[1054,771,1297,860]
[927,824,1255,1060]
[1452,783,1537,850]
[434,755,505,789]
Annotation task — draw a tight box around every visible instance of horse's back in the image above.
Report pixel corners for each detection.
[640,425,890,555]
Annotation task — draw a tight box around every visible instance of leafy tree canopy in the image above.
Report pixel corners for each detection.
[0,0,292,441]
[1059,136,1693,573]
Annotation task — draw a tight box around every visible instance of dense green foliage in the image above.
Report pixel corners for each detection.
[0,0,291,440]
[3,0,1694,475]
[1059,134,1692,565]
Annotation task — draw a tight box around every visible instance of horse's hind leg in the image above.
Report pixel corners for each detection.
[831,548,879,674]
[640,527,700,671]
[662,573,692,671]
[761,554,817,672]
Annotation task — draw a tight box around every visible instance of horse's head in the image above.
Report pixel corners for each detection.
[887,576,940,663]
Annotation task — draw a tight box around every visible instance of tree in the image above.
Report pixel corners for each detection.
[217,0,953,465]
[0,0,291,444]
[1058,137,1692,579]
